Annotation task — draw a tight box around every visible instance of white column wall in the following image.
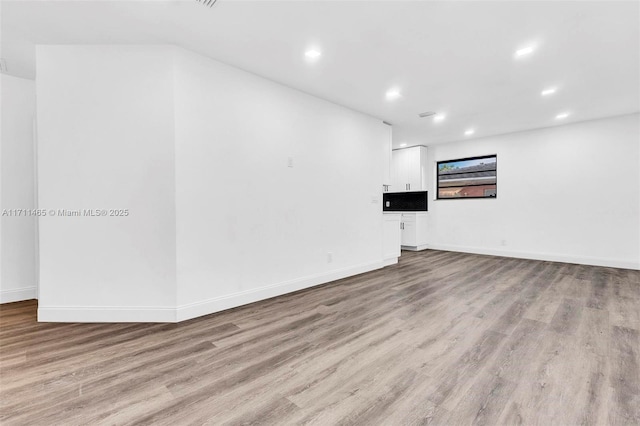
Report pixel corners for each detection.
[0,74,37,303]
[35,45,390,322]
[36,46,178,321]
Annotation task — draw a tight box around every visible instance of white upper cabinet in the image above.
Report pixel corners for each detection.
[391,148,408,192]
[391,146,427,192]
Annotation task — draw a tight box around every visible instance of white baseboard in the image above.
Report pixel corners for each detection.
[382,257,398,267]
[401,244,429,252]
[426,243,640,270]
[37,259,392,323]
[38,306,176,323]
[175,259,388,322]
[0,286,37,304]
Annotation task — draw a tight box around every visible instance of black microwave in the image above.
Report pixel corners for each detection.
[383,191,428,212]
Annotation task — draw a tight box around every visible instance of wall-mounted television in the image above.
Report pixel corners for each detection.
[437,155,497,199]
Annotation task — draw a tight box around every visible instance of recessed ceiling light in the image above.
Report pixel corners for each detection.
[433,114,446,123]
[304,49,321,59]
[541,87,557,96]
[385,89,402,101]
[514,45,536,58]
[555,112,570,120]
[464,129,475,136]
[399,143,407,147]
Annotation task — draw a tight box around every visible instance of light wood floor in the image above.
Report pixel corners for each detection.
[1,250,639,425]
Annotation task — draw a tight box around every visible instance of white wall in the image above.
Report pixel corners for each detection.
[36,46,177,321]
[35,45,390,322]
[426,113,640,269]
[173,49,388,320]
[0,74,37,303]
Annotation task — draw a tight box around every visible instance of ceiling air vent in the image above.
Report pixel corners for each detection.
[195,0,218,7]
[418,111,436,118]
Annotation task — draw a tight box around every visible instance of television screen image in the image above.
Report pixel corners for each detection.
[437,155,497,199]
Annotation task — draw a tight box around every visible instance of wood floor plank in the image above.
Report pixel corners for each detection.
[608,325,640,424]
[372,369,450,425]
[0,250,638,425]
[427,329,507,407]
[484,318,547,383]
[437,371,517,425]
[218,396,300,426]
[586,268,612,311]
[523,271,572,323]
[549,297,583,336]
[193,319,408,422]
[496,330,582,425]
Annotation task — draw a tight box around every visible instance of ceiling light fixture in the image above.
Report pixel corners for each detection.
[195,0,218,7]
[514,45,536,58]
[541,87,557,96]
[555,112,570,120]
[304,49,322,59]
[418,111,436,118]
[386,89,402,101]
[464,129,475,136]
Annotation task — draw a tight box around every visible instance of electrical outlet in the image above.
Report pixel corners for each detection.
[327,252,333,263]
[287,157,294,168]
[371,196,379,204]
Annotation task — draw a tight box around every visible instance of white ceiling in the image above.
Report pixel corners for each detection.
[2,0,639,147]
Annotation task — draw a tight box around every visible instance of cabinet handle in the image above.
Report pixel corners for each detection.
[408,183,411,190]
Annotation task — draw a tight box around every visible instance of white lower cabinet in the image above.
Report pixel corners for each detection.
[400,212,428,251]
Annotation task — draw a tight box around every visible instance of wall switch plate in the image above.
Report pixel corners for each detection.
[327,252,333,263]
